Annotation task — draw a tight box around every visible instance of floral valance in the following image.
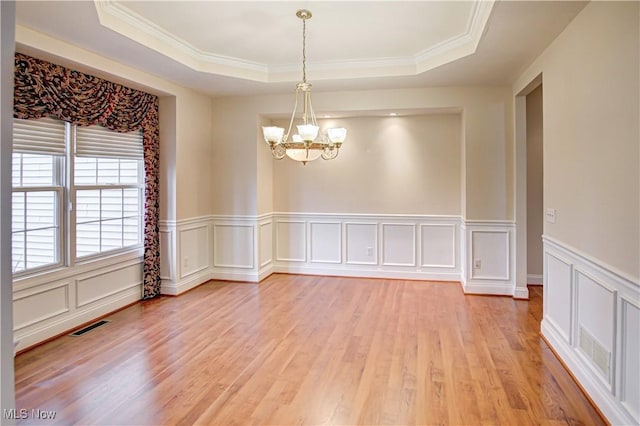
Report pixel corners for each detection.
[14,52,161,299]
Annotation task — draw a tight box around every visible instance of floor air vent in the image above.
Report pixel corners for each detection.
[70,320,110,336]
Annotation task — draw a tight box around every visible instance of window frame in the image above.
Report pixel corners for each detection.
[70,125,144,265]
[11,118,144,278]
[11,144,66,278]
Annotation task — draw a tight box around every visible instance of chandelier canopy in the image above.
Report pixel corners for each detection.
[262,9,347,165]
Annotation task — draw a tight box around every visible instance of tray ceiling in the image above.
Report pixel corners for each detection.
[15,1,587,96]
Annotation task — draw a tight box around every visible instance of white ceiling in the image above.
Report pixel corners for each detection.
[15,1,587,97]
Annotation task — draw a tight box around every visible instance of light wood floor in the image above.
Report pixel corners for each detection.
[15,274,604,425]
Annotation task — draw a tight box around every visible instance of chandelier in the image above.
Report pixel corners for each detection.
[262,9,347,165]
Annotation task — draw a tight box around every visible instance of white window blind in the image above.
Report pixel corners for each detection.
[13,117,66,155]
[76,125,143,159]
[12,117,64,274]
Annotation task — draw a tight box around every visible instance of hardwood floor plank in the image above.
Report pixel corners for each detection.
[14,275,605,425]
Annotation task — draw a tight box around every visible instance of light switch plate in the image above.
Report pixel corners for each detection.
[545,208,556,224]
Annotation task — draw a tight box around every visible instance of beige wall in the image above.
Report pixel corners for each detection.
[212,86,513,220]
[464,102,511,220]
[526,85,543,277]
[210,97,260,215]
[175,93,213,219]
[272,114,461,214]
[158,96,176,221]
[257,115,274,215]
[514,1,639,280]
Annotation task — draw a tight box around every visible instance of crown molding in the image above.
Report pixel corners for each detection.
[94,0,268,81]
[93,0,495,83]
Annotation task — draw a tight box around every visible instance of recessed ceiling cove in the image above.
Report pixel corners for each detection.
[94,0,495,83]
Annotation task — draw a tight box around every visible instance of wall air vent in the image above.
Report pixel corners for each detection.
[579,325,611,382]
[69,320,110,336]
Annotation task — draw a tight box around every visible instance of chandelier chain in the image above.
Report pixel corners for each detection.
[302,17,307,83]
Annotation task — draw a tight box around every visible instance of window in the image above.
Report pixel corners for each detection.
[74,126,143,259]
[12,118,65,273]
[11,117,144,275]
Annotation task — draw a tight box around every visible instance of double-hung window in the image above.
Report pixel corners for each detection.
[11,117,144,276]
[73,126,143,259]
[12,118,65,274]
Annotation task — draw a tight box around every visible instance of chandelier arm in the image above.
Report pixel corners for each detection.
[321,145,339,160]
[284,87,300,142]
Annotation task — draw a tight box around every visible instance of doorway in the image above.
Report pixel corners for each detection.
[514,74,543,299]
[526,85,544,286]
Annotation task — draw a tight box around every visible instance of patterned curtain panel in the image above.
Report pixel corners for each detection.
[13,52,161,299]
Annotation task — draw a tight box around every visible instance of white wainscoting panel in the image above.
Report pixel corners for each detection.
[620,297,640,421]
[272,214,461,281]
[421,224,456,268]
[76,261,142,308]
[544,252,573,344]
[471,231,509,280]
[161,216,268,295]
[276,221,306,262]
[214,224,254,269]
[345,222,378,265]
[13,251,143,351]
[310,222,341,264]
[381,223,416,267]
[159,228,174,281]
[13,281,70,331]
[179,225,210,278]
[462,222,515,296]
[541,236,639,426]
[575,269,616,386]
[259,221,273,268]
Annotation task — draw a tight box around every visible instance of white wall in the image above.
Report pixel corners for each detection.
[1,0,16,414]
[514,2,639,424]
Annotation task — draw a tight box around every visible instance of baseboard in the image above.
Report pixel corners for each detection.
[273,264,460,282]
[161,269,213,295]
[527,273,543,285]
[513,286,530,299]
[210,269,261,283]
[162,267,270,296]
[258,264,274,282]
[461,280,514,296]
[541,319,637,425]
